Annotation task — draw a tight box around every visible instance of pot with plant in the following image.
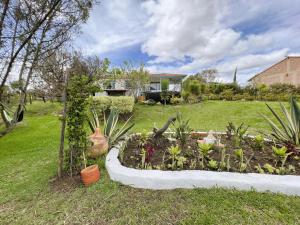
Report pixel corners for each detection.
[88,109,109,158]
[80,151,100,186]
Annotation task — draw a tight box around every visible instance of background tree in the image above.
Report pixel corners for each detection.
[160,78,170,106]
[124,63,150,101]
[195,69,218,83]
[0,0,95,128]
[233,67,238,84]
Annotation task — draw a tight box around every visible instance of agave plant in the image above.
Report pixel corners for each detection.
[172,112,191,146]
[88,108,100,133]
[261,97,300,148]
[103,109,134,146]
[88,108,134,147]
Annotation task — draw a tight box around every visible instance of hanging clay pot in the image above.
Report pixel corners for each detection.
[88,127,109,158]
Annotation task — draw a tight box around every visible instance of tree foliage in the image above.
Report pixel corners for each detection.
[160,79,170,105]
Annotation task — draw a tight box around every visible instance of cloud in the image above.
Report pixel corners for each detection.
[74,0,300,83]
[141,0,234,63]
[75,0,149,55]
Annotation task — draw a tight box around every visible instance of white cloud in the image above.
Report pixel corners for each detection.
[75,0,149,55]
[75,0,300,83]
[141,0,235,63]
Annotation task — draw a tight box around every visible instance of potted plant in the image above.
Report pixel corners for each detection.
[88,109,109,158]
[80,151,100,186]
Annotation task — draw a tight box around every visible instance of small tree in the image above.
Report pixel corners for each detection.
[182,79,202,103]
[123,63,150,101]
[160,79,170,105]
[196,69,218,83]
[65,75,92,176]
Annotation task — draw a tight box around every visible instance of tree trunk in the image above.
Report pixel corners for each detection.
[0,107,10,127]
[153,116,176,138]
[58,74,68,178]
[0,0,62,101]
[13,14,53,123]
[0,0,10,43]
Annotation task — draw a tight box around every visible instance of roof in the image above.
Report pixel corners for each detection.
[150,73,187,79]
[248,56,300,82]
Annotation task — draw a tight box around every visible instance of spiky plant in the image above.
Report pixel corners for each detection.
[103,109,134,147]
[172,112,191,146]
[88,108,100,133]
[261,97,300,149]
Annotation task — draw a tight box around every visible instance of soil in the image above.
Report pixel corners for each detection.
[120,133,300,175]
[49,174,82,192]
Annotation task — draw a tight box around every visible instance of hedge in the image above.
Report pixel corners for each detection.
[90,96,134,114]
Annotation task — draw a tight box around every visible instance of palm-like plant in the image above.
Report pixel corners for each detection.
[261,97,300,147]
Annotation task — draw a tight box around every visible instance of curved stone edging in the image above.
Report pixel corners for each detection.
[106,147,300,196]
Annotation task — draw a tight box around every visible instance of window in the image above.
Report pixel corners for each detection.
[150,82,160,91]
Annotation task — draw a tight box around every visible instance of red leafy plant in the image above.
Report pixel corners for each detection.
[145,145,155,163]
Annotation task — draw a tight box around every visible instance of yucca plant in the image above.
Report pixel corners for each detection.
[88,108,134,147]
[88,108,100,133]
[261,97,300,149]
[172,112,191,146]
[103,108,134,147]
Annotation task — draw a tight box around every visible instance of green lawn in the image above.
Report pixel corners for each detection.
[1,101,300,225]
[132,101,279,132]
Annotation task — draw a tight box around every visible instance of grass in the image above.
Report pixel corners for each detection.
[132,100,284,132]
[0,101,300,224]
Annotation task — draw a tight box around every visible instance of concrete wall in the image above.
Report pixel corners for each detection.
[251,57,300,86]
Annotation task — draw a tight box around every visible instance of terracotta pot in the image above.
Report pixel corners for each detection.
[88,127,109,158]
[80,165,100,186]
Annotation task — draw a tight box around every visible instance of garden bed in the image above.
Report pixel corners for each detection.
[120,132,300,175]
[106,132,300,196]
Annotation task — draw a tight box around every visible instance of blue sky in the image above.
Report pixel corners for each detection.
[74,0,300,83]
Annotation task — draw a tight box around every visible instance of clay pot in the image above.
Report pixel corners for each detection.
[88,127,109,158]
[80,165,100,186]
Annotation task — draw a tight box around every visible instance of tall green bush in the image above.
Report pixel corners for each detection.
[160,79,170,105]
[182,79,202,103]
[66,75,92,175]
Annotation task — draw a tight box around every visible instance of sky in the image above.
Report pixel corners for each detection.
[74,0,300,84]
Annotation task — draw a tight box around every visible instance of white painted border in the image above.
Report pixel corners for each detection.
[105,133,300,196]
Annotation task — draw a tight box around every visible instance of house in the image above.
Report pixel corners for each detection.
[103,79,128,96]
[146,73,187,92]
[97,73,187,98]
[144,73,187,101]
[248,56,300,86]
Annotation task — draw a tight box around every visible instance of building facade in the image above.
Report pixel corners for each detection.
[249,56,300,86]
[97,73,187,97]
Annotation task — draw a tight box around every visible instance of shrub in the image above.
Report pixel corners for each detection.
[170,96,183,104]
[143,99,156,106]
[242,93,255,101]
[110,96,134,114]
[189,80,201,96]
[90,96,111,113]
[182,79,202,103]
[90,96,134,115]
[220,89,234,100]
[181,90,190,102]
